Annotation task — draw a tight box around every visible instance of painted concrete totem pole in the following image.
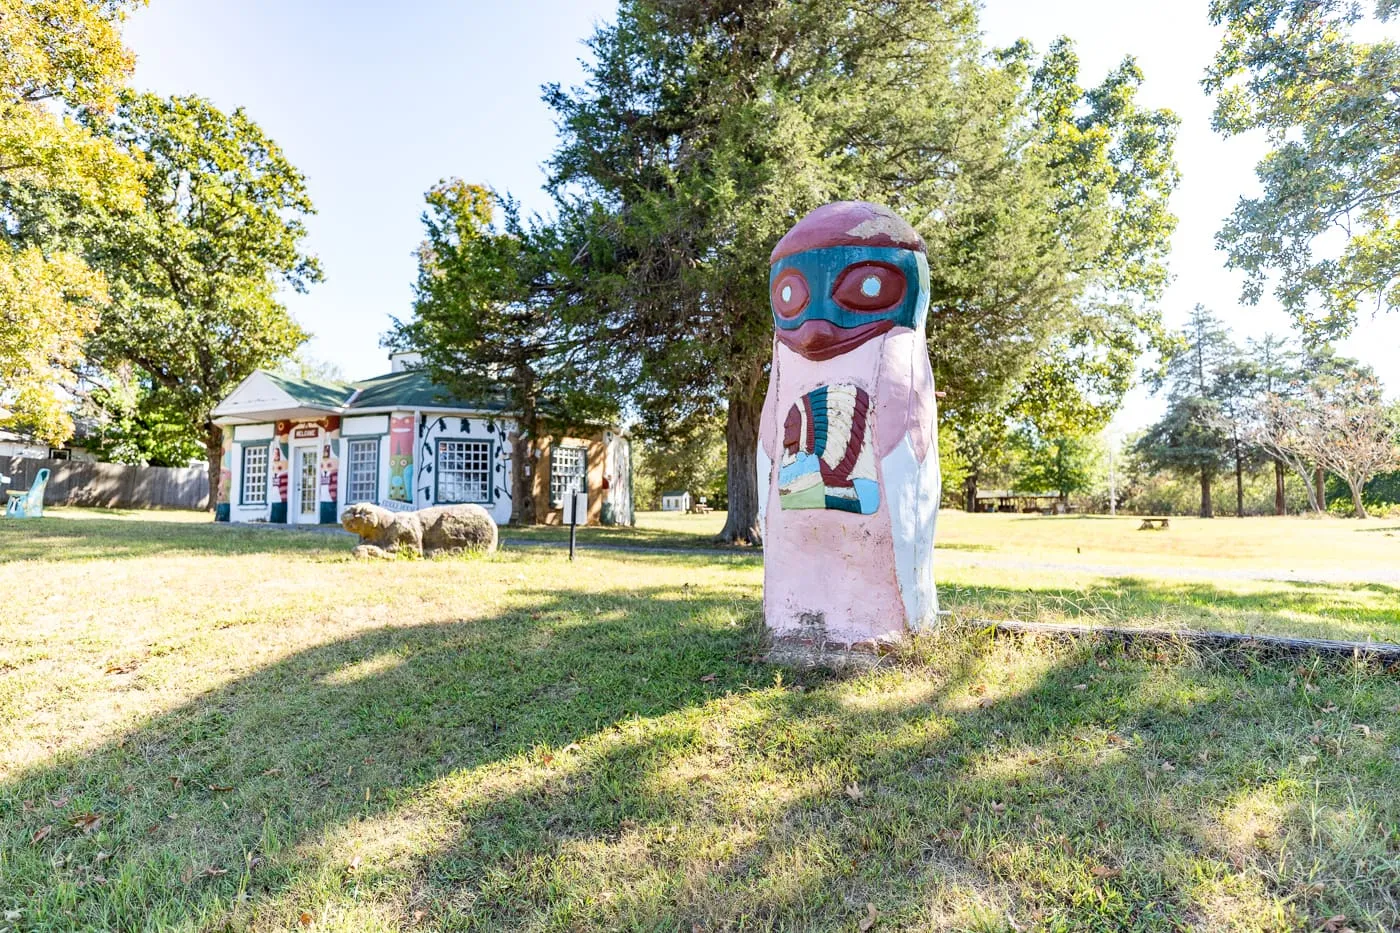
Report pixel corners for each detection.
[758,201,940,654]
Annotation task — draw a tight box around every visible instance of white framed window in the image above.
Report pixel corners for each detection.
[437,439,491,504]
[550,445,587,507]
[240,444,268,505]
[346,438,379,504]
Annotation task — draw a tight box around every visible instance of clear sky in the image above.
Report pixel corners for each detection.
[123,0,1400,429]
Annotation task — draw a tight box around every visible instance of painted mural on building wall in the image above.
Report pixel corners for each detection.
[388,414,414,503]
[412,414,515,526]
[758,201,941,652]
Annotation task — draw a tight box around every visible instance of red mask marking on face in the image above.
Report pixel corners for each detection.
[777,319,895,361]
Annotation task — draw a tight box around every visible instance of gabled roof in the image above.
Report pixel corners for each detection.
[264,373,356,409]
[215,367,516,424]
[346,370,510,413]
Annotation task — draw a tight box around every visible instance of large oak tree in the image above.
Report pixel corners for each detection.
[87,93,320,502]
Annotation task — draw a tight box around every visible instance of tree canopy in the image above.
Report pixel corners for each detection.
[0,0,144,443]
[85,92,320,500]
[1136,305,1238,517]
[1206,0,1400,338]
[392,181,618,523]
[540,0,1178,540]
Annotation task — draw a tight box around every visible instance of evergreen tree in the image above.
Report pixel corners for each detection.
[1136,305,1239,517]
[543,1,1178,542]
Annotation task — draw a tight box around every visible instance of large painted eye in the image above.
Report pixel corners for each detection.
[770,269,810,318]
[832,262,907,312]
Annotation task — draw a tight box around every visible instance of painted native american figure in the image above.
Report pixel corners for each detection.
[758,201,941,650]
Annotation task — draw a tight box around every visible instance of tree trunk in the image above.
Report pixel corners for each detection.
[1273,459,1286,516]
[510,380,539,525]
[1348,480,1369,519]
[510,432,537,525]
[1199,468,1213,519]
[964,472,978,513]
[1314,466,1326,512]
[1234,438,1244,518]
[203,424,223,513]
[718,387,763,545]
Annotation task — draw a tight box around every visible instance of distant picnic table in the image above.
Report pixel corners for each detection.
[1138,517,1170,530]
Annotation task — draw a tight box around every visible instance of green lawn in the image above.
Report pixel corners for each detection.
[2,513,1399,930]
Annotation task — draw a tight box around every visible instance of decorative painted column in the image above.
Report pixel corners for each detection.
[758,201,941,660]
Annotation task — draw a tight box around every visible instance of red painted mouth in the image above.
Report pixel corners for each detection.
[777,319,894,361]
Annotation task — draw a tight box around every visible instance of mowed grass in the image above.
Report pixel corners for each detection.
[513,510,1400,642]
[1,515,1399,930]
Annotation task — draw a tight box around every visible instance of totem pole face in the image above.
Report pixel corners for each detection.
[769,202,931,361]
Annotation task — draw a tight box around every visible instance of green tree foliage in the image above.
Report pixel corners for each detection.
[634,414,726,511]
[1246,333,1302,514]
[1136,306,1239,517]
[1206,0,1400,337]
[80,365,206,466]
[1010,430,1100,507]
[544,2,1179,543]
[392,181,618,524]
[86,93,320,504]
[0,0,144,443]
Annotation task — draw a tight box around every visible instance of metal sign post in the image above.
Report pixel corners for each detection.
[563,490,587,561]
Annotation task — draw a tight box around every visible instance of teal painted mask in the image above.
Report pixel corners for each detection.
[769,245,930,361]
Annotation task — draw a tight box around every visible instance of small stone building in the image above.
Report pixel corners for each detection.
[210,353,633,527]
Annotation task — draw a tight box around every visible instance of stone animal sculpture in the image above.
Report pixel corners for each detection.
[759,201,940,658]
[342,502,497,559]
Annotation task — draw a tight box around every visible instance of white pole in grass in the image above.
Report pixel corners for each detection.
[1109,442,1116,517]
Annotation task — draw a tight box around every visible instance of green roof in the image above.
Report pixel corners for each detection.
[346,369,510,412]
[264,372,356,409]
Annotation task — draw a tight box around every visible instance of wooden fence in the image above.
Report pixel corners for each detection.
[2,457,209,511]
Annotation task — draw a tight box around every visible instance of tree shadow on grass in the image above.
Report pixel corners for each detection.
[942,577,1400,643]
[4,579,1399,931]
[411,629,1400,930]
[0,517,352,563]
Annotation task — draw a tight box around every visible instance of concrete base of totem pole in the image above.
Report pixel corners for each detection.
[764,632,897,672]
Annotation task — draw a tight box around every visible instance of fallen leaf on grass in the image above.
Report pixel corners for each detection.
[48,796,69,808]
[69,813,102,833]
[208,784,234,793]
[1321,915,1354,933]
[845,781,864,801]
[1352,724,1371,737]
[29,825,52,845]
[104,661,138,675]
[1089,865,1121,880]
[1160,761,1175,772]
[260,768,281,777]
[1073,683,1088,691]
[347,855,362,874]
[700,673,717,683]
[989,801,1007,815]
[859,902,879,931]
[202,866,228,878]
[1320,704,1339,714]
[298,911,313,927]
[169,776,183,792]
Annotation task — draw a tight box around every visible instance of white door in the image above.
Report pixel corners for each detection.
[292,446,319,524]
